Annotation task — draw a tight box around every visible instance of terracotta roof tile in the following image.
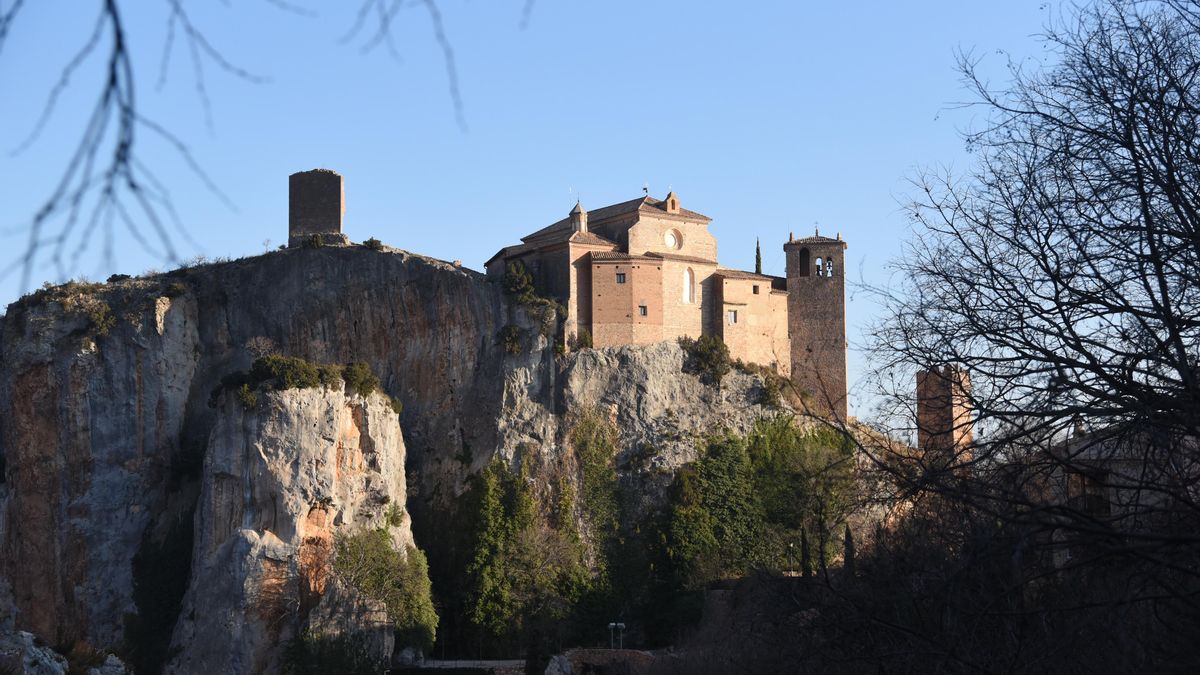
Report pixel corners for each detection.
[589,251,658,262]
[570,231,618,247]
[645,251,717,265]
[785,234,845,246]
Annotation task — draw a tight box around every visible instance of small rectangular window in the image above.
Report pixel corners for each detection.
[727,310,738,324]
[752,285,760,295]
[639,305,648,316]
[616,273,627,284]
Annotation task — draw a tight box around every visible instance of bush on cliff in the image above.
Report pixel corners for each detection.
[332,529,438,652]
[342,361,379,397]
[678,335,731,386]
[498,325,523,355]
[209,357,390,407]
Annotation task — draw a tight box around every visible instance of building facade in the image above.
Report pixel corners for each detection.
[487,192,849,419]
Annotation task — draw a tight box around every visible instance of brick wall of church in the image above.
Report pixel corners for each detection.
[590,259,664,347]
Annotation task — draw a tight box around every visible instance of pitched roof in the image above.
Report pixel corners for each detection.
[570,231,618,247]
[785,233,846,247]
[639,196,711,222]
[589,251,655,262]
[645,251,717,265]
[714,268,775,281]
[520,194,712,245]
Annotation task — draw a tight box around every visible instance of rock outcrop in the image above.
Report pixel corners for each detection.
[0,245,791,662]
[168,387,411,674]
[0,247,501,651]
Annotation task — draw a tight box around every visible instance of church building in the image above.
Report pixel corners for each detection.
[485,192,850,419]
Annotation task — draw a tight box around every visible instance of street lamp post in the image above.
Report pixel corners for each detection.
[607,622,625,649]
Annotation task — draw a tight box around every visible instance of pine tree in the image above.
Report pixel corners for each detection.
[755,238,762,274]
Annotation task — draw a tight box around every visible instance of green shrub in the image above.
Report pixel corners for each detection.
[87,301,116,336]
[305,234,325,249]
[333,530,439,651]
[571,328,593,350]
[385,503,406,528]
[678,335,731,386]
[342,362,379,397]
[317,364,342,388]
[570,410,620,557]
[363,237,384,251]
[164,282,188,298]
[759,374,782,407]
[107,273,131,283]
[498,325,523,355]
[251,355,321,390]
[390,396,404,416]
[503,260,536,300]
[236,384,258,410]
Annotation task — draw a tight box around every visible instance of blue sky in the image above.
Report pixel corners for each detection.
[0,0,1056,416]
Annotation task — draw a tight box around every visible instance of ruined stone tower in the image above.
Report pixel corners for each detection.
[916,365,973,463]
[288,169,350,247]
[784,231,848,420]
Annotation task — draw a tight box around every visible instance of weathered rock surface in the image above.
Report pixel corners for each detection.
[0,247,501,648]
[0,245,789,659]
[0,630,129,674]
[168,387,410,674]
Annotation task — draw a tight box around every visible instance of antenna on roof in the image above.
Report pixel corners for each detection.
[643,182,649,196]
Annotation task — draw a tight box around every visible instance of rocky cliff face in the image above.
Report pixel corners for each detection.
[0,245,785,663]
[169,387,411,674]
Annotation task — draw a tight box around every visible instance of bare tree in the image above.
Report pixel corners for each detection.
[1,0,533,292]
[850,0,1200,667]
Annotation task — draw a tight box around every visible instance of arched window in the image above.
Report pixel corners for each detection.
[826,256,835,277]
[798,248,811,277]
[683,267,696,304]
[815,257,825,277]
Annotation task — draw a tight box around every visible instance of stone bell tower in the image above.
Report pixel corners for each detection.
[784,229,849,420]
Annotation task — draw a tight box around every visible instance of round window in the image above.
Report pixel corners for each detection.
[664,229,682,249]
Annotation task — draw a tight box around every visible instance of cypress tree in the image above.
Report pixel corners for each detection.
[800,527,811,578]
[755,238,762,274]
[843,524,855,578]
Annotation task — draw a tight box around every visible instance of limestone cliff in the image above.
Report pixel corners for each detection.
[0,245,787,665]
[0,246,500,652]
[168,387,411,674]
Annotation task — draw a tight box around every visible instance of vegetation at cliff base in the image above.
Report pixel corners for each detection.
[281,632,381,675]
[435,414,856,659]
[123,509,195,675]
[332,530,439,652]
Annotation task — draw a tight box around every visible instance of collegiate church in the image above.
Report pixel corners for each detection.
[485,192,850,419]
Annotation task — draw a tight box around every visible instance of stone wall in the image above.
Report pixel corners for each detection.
[715,274,790,372]
[785,238,849,419]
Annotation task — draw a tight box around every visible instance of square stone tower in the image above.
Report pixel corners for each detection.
[916,365,973,464]
[288,169,350,247]
[784,231,849,420]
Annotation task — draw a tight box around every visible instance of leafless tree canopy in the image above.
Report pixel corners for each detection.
[857,1,1200,665]
[2,0,533,292]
